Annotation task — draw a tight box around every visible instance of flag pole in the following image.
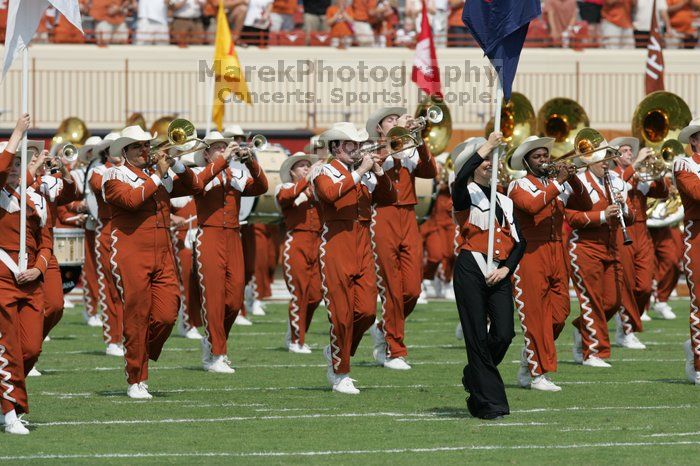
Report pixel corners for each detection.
[206,69,215,136]
[19,47,29,272]
[486,76,503,273]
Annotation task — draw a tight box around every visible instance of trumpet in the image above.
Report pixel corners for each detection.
[407,105,444,134]
[232,134,268,163]
[635,139,685,182]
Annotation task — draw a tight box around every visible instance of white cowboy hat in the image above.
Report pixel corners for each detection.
[435,152,449,165]
[110,125,155,159]
[0,141,7,153]
[319,122,368,143]
[609,137,639,157]
[280,153,316,184]
[679,117,700,144]
[94,131,120,154]
[78,135,103,160]
[452,137,486,175]
[511,136,555,171]
[223,124,245,137]
[366,107,408,138]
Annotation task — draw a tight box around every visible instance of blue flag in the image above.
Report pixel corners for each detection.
[462,0,540,101]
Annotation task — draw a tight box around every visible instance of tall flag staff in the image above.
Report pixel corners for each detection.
[462,0,541,272]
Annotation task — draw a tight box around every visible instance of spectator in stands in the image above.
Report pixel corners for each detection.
[350,0,378,46]
[667,0,700,48]
[600,0,635,49]
[226,0,250,44]
[202,0,219,43]
[304,0,331,44]
[394,13,417,45]
[241,0,273,46]
[91,0,131,44]
[432,0,449,47]
[406,0,436,34]
[270,0,297,32]
[372,0,397,46]
[135,0,170,45]
[327,0,354,48]
[447,0,469,47]
[545,0,578,46]
[0,0,7,43]
[577,0,603,44]
[53,2,89,44]
[633,0,673,48]
[170,0,206,45]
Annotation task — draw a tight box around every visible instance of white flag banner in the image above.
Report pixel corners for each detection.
[2,0,83,78]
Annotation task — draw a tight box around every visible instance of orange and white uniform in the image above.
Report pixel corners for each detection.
[673,152,700,372]
[276,178,323,347]
[0,149,51,417]
[421,185,457,283]
[508,173,592,377]
[314,159,395,374]
[189,157,268,358]
[650,225,683,303]
[566,170,636,362]
[103,162,195,385]
[170,197,202,331]
[88,161,124,346]
[372,146,437,359]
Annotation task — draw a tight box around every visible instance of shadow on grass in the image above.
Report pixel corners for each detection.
[426,406,472,418]
[47,335,77,341]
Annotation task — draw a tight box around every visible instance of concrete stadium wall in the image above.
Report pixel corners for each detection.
[0,45,698,133]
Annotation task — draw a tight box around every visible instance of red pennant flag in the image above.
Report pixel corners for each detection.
[645,0,665,94]
[411,0,441,97]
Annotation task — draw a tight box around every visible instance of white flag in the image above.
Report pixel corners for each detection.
[2,0,83,78]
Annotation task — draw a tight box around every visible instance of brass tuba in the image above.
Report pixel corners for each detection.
[126,112,147,131]
[536,98,590,158]
[631,91,692,151]
[415,94,452,156]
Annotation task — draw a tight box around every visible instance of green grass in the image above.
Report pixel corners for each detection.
[1,299,699,464]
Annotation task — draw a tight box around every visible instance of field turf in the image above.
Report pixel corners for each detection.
[1,299,699,464]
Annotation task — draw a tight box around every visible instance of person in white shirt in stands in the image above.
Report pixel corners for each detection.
[135,0,170,45]
[241,0,273,46]
[171,0,206,45]
[432,0,449,47]
[632,0,673,48]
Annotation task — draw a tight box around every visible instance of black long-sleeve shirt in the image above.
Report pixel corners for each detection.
[451,153,526,274]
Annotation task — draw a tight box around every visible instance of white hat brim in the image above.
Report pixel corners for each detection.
[110,133,155,159]
[679,125,700,144]
[366,107,408,138]
[609,137,639,156]
[453,137,486,175]
[511,137,555,171]
[280,154,315,184]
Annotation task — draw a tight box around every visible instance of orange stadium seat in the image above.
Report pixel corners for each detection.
[309,32,332,46]
[525,18,551,48]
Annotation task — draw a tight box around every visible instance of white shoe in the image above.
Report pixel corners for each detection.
[443,283,455,300]
[63,297,74,309]
[572,328,583,364]
[284,323,292,349]
[431,277,444,298]
[234,314,253,326]
[184,327,203,340]
[207,355,236,374]
[323,345,337,385]
[455,322,464,340]
[370,322,387,364]
[416,291,428,305]
[27,367,41,377]
[4,414,29,435]
[517,348,531,388]
[288,342,312,354]
[383,357,411,370]
[616,332,647,350]
[201,338,213,368]
[683,340,700,385]
[86,315,102,328]
[530,375,562,392]
[251,300,266,316]
[105,343,125,357]
[652,301,676,320]
[582,356,611,368]
[127,382,153,399]
[43,335,50,342]
[332,374,360,395]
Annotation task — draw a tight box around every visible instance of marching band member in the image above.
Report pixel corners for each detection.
[451,132,525,420]
[189,132,268,373]
[87,132,127,356]
[566,137,636,368]
[0,116,52,435]
[276,153,323,354]
[610,137,666,348]
[649,216,682,319]
[366,107,437,370]
[673,117,700,385]
[103,125,196,398]
[313,122,395,394]
[507,136,592,391]
[170,195,203,340]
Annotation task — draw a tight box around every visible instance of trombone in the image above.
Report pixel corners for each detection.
[151,119,209,159]
[540,128,622,177]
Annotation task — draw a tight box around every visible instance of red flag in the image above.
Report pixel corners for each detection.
[645,0,665,94]
[411,0,441,97]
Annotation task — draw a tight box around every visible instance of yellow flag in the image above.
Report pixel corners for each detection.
[211,0,252,131]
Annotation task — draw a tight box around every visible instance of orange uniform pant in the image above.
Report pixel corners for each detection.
[111,227,180,384]
[321,221,377,374]
[682,221,700,371]
[96,220,124,345]
[373,205,423,359]
[194,227,244,356]
[42,256,64,339]
[253,225,272,300]
[0,261,44,415]
[282,230,322,346]
[651,226,683,302]
[618,230,645,335]
[568,235,623,361]
[512,240,570,376]
[422,221,456,281]
[620,221,655,323]
[172,231,202,329]
[82,229,99,317]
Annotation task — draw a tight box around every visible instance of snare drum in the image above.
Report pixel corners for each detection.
[53,228,85,265]
[240,147,286,224]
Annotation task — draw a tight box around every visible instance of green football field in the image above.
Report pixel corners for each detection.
[2,298,699,464]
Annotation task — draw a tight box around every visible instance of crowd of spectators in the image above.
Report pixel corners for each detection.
[0,0,699,49]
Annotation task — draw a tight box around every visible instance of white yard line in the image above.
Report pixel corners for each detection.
[648,431,700,438]
[2,441,700,460]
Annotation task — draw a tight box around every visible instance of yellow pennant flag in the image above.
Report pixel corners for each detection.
[211,0,252,131]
